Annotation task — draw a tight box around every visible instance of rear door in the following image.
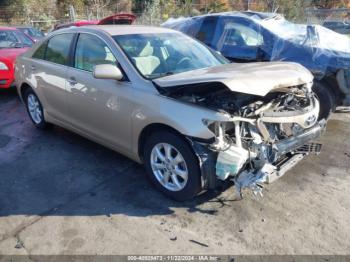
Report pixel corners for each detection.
[30,33,75,121]
[65,33,134,152]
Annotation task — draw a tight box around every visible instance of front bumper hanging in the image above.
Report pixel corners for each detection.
[233,142,322,200]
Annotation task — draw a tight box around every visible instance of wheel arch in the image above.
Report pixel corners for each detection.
[318,74,342,105]
[137,123,185,162]
[19,82,35,102]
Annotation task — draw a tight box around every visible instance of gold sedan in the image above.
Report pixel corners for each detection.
[15,25,324,201]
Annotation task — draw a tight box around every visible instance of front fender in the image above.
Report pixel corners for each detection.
[131,93,231,157]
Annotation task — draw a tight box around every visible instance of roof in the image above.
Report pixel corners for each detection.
[54,20,99,30]
[85,25,176,35]
[14,25,34,28]
[0,26,17,31]
[239,11,282,20]
[166,11,283,23]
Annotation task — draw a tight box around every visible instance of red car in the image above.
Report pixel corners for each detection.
[0,27,34,89]
[53,20,99,31]
[98,13,136,25]
[54,13,136,31]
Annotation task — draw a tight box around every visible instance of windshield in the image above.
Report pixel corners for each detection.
[113,33,228,79]
[19,27,44,38]
[0,30,33,49]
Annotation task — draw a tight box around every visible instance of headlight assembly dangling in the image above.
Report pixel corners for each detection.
[202,119,232,151]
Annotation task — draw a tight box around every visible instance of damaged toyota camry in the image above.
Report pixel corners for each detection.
[15,26,325,201]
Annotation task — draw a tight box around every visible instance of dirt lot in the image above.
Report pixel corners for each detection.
[0,88,350,255]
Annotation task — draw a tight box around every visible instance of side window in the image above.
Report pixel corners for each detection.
[220,22,263,48]
[195,17,218,47]
[45,34,74,66]
[74,34,117,72]
[32,41,47,60]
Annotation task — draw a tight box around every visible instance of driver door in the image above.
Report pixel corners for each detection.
[214,18,264,62]
[65,33,134,152]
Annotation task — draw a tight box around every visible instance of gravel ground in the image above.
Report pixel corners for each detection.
[0,88,349,255]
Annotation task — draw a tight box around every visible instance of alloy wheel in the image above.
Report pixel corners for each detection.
[150,143,188,192]
[27,94,43,124]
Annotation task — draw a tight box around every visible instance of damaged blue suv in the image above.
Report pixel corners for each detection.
[163,11,350,119]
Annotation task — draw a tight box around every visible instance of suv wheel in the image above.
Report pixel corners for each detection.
[143,131,202,201]
[313,81,336,120]
[24,89,48,129]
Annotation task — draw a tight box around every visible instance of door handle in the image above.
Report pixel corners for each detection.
[68,77,77,85]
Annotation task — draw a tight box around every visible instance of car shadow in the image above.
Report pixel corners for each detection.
[0,91,235,218]
[0,88,18,103]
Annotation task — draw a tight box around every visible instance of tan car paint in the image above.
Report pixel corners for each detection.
[15,26,314,164]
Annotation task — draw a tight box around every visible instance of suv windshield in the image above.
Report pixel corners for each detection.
[113,32,228,79]
[0,30,33,49]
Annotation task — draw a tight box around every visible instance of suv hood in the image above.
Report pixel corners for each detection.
[154,62,313,96]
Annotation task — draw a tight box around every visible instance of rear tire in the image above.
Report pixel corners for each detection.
[143,131,202,201]
[312,81,336,120]
[24,88,48,129]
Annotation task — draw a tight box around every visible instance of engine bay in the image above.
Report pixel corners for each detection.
[166,82,314,118]
[164,81,324,198]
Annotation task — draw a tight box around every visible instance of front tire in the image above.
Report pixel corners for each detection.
[24,88,48,129]
[143,131,202,201]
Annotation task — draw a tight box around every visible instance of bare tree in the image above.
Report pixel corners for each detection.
[266,0,280,13]
[86,0,111,19]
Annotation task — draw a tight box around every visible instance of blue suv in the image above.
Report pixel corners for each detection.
[163,11,350,119]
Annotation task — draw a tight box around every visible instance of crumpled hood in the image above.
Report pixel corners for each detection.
[154,62,313,96]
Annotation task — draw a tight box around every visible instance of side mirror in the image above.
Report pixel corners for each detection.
[93,64,123,81]
[14,42,23,48]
